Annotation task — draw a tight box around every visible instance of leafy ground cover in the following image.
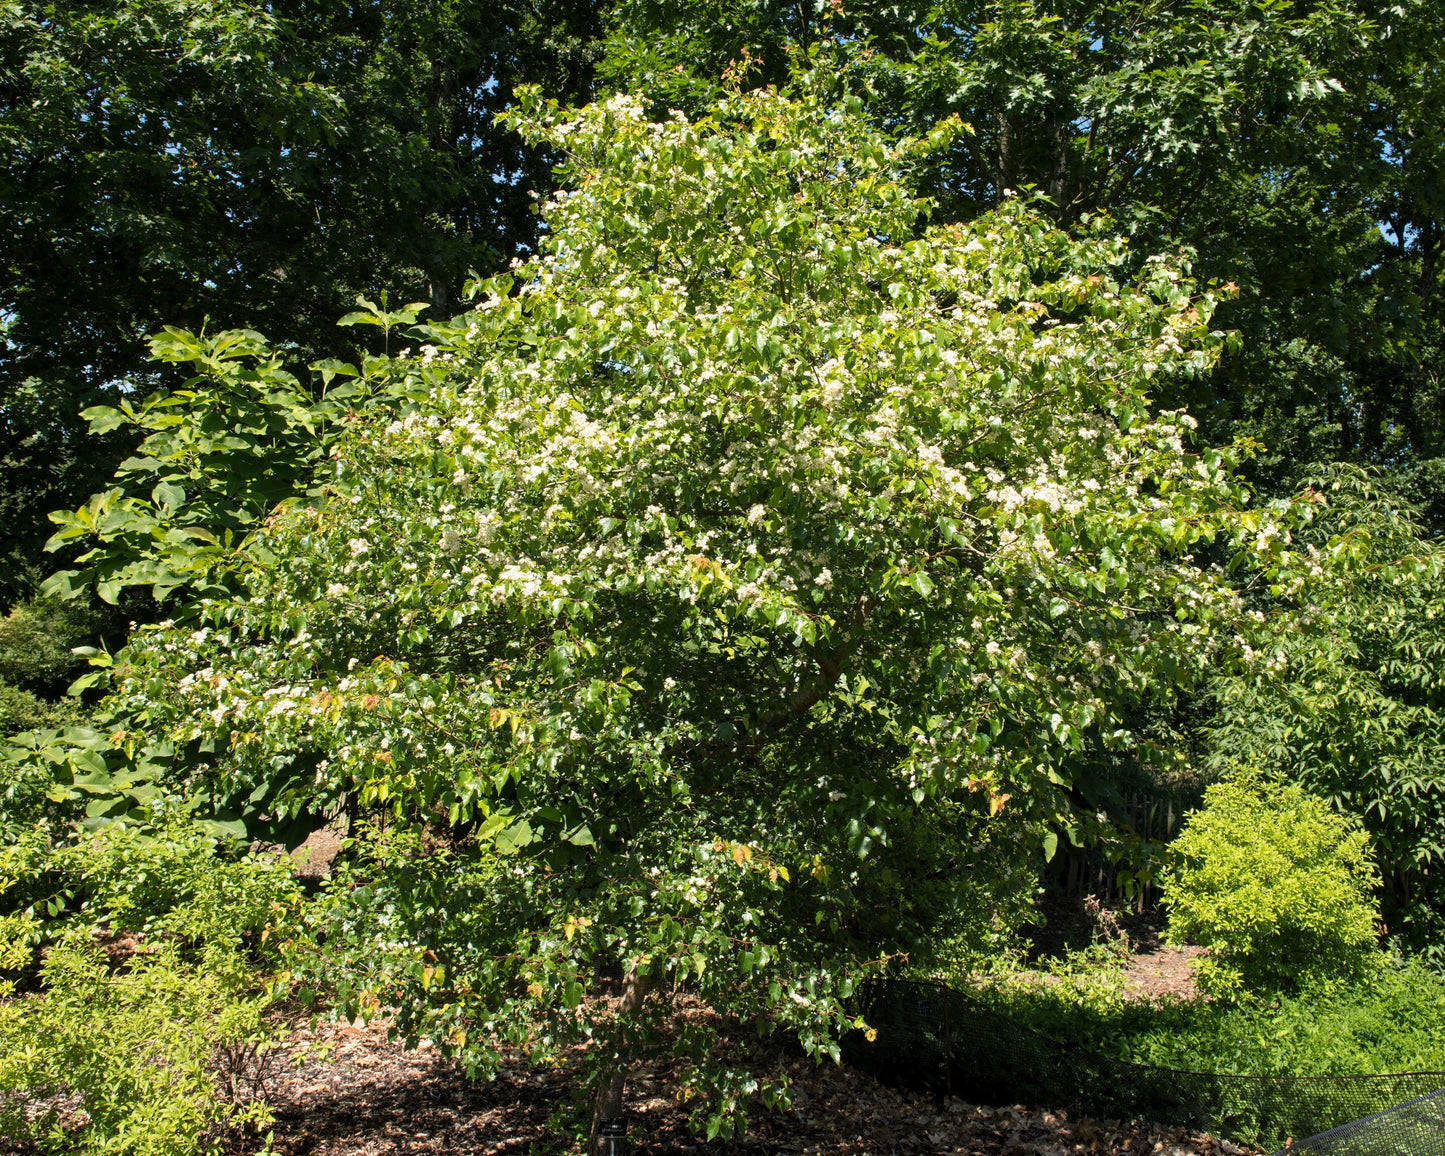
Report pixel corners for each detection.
[981,915,1445,1081]
[1018,895,1204,1003]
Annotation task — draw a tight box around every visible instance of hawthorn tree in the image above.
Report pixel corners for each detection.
[42,88,1307,1143]
[601,0,1445,495]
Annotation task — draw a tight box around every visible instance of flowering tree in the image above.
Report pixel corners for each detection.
[51,87,1300,1143]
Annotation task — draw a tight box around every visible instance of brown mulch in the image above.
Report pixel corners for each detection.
[256,867,1224,1149]
[261,1015,1254,1156]
[1122,940,1204,1003]
[1021,894,1204,1004]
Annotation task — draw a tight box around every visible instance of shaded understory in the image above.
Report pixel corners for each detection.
[262,1013,1253,1156]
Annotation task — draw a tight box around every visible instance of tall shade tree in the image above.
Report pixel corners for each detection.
[598,0,1445,487]
[0,0,601,601]
[1207,465,1445,959]
[38,90,1304,1144]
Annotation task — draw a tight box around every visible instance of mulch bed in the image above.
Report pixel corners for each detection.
[1019,894,1205,1003]
[262,1014,1255,1156]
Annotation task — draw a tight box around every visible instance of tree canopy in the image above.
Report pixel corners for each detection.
[6,4,1445,1147]
[27,87,1319,1133]
[602,0,1445,490]
[6,0,1443,596]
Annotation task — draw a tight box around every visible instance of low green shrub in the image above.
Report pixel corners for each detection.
[0,597,105,739]
[0,945,278,1154]
[0,679,82,737]
[1162,772,1380,997]
[0,819,303,1155]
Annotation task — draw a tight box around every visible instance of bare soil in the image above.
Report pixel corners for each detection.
[1122,940,1204,1003]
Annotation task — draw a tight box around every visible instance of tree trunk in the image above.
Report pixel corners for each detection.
[997,113,1017,199]
[425,55,456,318]
[588,967,659,1155]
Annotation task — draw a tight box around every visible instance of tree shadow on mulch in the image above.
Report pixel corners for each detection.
[268,1028,564,1155]
[262,1014,1248,1156]
[1020,890,1169,964]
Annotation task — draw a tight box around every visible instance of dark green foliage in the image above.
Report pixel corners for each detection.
[0,597,115,736]
[0,596,111,696]
[0,0,603,599]
[1206,467,1445,960]
[0,681,71,736]
[0,375,142,609]
[596,0,929,119]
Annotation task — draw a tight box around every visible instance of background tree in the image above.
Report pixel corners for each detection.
[1206,465,1445,959]
[0,0,602,601]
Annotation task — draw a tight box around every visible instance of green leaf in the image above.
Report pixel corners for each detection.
[337,311,384,329]
[197,817,249,841]
[81,405,128,435]
[152,481,186,514]
[70,750,109,778]
[39,570,87,601]
[494,820,535,855]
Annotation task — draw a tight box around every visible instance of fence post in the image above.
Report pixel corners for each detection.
[944,986,952,1098]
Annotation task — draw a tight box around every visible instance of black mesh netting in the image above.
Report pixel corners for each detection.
[841,979,1445,1153]
[1279,1087,1445,1155]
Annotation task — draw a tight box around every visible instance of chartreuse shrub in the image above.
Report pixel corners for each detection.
[9,84,1318,1143]
[0,820,301,1154]
[0,946,278,1154]
[1163,773,1380,998]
